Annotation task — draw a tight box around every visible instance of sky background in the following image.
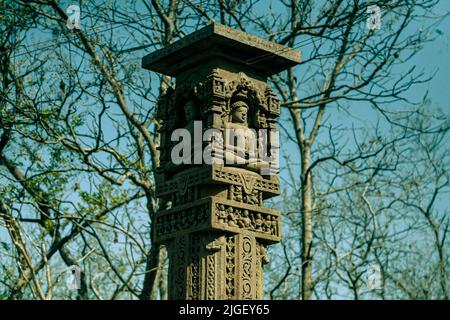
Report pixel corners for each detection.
[2,0,450,254]
[277,0,450,195]
[1,0,449,298]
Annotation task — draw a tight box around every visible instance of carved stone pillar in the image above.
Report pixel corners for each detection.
[142,23,300,300]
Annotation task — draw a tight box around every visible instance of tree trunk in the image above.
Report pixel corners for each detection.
[301,142,313,300]
[139,243,166,300]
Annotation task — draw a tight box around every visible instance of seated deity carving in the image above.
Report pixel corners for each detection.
[223,99,270,173]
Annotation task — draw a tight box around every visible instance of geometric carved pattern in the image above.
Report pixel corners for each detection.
[225,235,236,299]
[241,234,254,299]
[213,166,280,196]
[189,233,201,300]
[206,253,215,300]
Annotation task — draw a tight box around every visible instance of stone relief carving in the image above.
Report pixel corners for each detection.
[156,71,280,177]
[225,235,236,299]
[214,203,279,237]
[241,234,253,299]
[155,197,280,244]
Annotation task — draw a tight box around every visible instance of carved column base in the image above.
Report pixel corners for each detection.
[167,231,267,300]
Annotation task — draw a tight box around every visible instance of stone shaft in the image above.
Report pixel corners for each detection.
[142,23,300,300]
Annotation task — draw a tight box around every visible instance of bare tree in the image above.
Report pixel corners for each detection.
[0,0,448,300]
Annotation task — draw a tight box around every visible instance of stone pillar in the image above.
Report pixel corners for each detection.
[142,23,300,300]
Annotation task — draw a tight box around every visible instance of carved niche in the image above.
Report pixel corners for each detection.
[156,71,280,177]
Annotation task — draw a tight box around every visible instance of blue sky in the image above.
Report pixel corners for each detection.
[1,0,449,298]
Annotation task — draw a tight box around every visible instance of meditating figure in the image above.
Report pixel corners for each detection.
[223,100,269,172]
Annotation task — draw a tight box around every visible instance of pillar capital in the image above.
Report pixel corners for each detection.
[142,22,301,77]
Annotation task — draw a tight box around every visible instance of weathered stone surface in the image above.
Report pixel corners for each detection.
[154,195,281,244]
[142,22,300,300]
[155,165,280,199]
[142,23,301,77]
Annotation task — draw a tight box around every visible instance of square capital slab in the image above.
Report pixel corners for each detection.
[142,23,301,77]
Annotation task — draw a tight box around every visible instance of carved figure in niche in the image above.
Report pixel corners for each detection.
[166,98,201,173]
[271,215,278,235]
[231,100,248,125]
[254,213,263,231]
[230,185,243,202]
[183,99,200,129]
[224,100,252,158]
[245,189,259,205]
[226,207,238,227]
[263,215,272,234]
[217,204,227,223]
[223,97,270,172]
[259,245,270,265]
[237,210,252,229]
